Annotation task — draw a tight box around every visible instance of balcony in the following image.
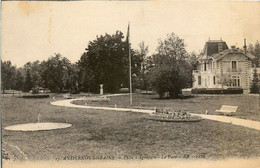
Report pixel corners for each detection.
[227,68,242,73]
[193,69,217,74]
[193,70,200,74]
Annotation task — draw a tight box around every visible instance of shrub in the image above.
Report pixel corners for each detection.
[22,94,50,98]
[191,88,243,94]
[119,88,129,93]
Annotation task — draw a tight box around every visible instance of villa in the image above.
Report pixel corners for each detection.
[192,39,255,93]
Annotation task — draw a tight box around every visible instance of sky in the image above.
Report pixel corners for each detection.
[2,1,260,67]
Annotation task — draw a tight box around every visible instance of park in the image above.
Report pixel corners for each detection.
[1,2,260,167]
[1,91,260,161]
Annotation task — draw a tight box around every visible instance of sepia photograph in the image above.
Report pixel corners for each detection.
[1,1,260,168]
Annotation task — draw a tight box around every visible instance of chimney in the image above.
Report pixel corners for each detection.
[243,39,247,54]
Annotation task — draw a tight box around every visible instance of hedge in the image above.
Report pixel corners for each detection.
[119,88,129,93]
[22,94,50,98]
[191,88,243,94]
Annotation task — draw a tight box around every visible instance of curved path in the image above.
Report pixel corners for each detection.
[51,97,260,131]
[51,98,153,114]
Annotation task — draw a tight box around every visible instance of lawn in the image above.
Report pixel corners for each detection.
[73,94,260,121]
[1,94,260,161]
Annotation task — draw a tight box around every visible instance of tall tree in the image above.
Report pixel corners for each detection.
[14,71,24,91]
[248,41,260,67]
[216,71,232,88]
[40,53,72,93]
[136,41,150,90]
[20,61,42,90]
[65,63,80,93]
[1,61,16,93]
[150,33,192,98]
[24,69,33,92]
[79,31,133,93]
[250,67,259,93]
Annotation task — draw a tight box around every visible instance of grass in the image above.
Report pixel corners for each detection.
[73,94,260,122]
[1,94,260,161]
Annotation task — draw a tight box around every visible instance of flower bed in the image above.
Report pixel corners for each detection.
[82,96,110,102]
[147,108,202,122]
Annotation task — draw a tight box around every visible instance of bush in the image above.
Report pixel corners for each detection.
[119,88,129,93]
[32,88,39,94]
[82,96,110,102]
[22,94,50,98]
[191,88,243,94]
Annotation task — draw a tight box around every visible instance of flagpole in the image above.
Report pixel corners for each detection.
[128,22,132,106]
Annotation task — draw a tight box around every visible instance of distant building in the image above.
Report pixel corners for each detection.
[192,39,255,93]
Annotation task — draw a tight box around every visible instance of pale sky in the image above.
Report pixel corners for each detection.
[2,1,260,67]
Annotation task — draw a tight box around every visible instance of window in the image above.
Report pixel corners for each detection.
[231,61,237,72]
[231,76,240,87]
[213,76,216,85]
[198,76,201,85]
[204,62,207,71]
[218,43,223,52]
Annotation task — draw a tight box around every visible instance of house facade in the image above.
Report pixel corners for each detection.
[192,40,255,93]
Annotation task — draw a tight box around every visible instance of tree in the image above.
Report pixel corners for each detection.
[40,54,72,93]
[216,71,232,88]
[135,41,150,90]
[19,61,43,91]
[150,33,192,98]
[24,69,33,92]
[65,63,80,93]
[187,51,202,87]
[78,31,139,93]
[248,41,260,67]
[14,71,24,91]
[1,61,16,93]
[188,51,202,70]
[250,67,259,93]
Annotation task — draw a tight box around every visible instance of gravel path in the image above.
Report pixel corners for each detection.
[50,98,260,131]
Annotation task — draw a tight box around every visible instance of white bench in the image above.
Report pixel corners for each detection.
[216,105,238,115]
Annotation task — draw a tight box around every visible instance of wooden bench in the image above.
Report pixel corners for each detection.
[216,105,238,116]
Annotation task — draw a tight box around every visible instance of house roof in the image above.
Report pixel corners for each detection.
[210,48,255,60]
[197,40,255,63]
[203,40,229,57]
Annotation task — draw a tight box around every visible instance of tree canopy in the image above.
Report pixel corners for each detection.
[248,41,260,67]
[1,61,16,92]
[40,54,76,93]
[2,31,258,96]
[78,31,141,93]
[149,33,193,98]
[250,67,259,93]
